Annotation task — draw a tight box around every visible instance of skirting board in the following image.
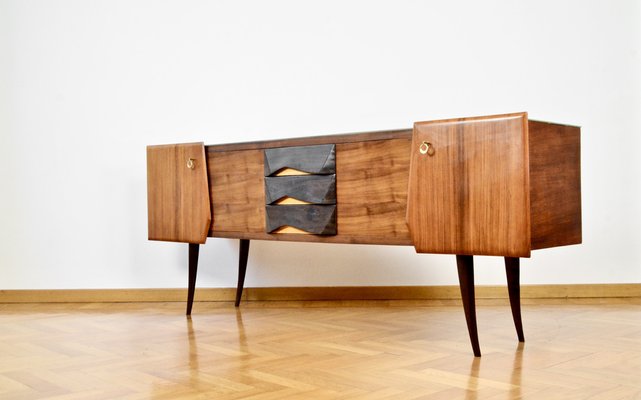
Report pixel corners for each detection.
[0,284,640,303]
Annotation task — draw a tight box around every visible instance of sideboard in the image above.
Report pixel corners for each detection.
[146,112,581,356]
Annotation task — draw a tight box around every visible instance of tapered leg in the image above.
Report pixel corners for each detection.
[235,239,250,307]
[186,243,200,316]
[457,255,481,357]
[505,257,525,342]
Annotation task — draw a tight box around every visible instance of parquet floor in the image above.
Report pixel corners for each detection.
[1,299,640,399]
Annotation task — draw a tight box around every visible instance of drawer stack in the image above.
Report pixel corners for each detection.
[263,144,337,235]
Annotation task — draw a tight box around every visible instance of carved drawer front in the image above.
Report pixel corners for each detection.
[264,144,337,235]
[264,144,335,176]
[265,175,336,205]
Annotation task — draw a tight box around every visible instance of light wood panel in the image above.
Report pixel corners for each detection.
[529,120,582,250]
[1,300,640,399]
[147,143,211,243]
[407,113,531,257]
[2,284,639,303]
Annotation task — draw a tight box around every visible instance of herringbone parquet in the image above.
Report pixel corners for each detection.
[1,299,640,399]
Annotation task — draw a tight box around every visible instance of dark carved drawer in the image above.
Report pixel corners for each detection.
[265,175,336,205]
[265,205,336,234]
[264,144,335,176]
[264,144,337,235]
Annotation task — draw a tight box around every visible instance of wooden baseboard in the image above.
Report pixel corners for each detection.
[0,284,639,303]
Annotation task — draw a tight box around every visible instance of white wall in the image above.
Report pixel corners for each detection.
[1,0,639,290]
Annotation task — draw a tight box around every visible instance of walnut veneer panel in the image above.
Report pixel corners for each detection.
[208,149,265,233]
[147,143,211,244]
[529,120,582,249]
[335,139,412,241]
[407,113,531,257]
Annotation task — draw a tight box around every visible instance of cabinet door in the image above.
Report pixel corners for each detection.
[406,113,531,257]
[147,143,211,244]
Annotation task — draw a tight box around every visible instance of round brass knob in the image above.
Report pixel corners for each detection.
[187,158,196,169]
[419,141,434,156]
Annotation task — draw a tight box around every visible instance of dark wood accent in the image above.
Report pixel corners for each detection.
[186,243,199,316]
[264,175,337,205]
[456,255,481,357]
[265,205,337,235]
[505,257,525,342]
[207,129,412,152]
[235,239,250,307]
[147,143,211,244]
[264,144,336,176]
[528,120,582,250]
[407,113,531,257]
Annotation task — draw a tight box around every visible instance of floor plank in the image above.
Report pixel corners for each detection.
[0,299,640,399]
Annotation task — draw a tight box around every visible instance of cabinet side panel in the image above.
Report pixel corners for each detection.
[529,121,582,249]
[147,143,211,243]
[407,113,531,257]
[208,149,266,233]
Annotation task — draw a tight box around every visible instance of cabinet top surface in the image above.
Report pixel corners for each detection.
[205,128,413,152]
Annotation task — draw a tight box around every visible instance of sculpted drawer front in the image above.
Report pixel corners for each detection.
[264,175,336,205]
[264,144,337,235]
[265,205,337,235]
[264,144,336,176]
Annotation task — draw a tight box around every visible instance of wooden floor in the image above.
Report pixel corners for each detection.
[1,299,640,399]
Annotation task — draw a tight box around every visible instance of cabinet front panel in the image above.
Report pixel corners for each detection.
[407,113,531,257]
[147,142,211,244]
[208,138,413,245]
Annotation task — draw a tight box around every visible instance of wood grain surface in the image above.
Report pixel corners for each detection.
[528,120,582,250]
[208,149,265,233]
[2,300,640,399]
[335,138,412,241]
[207,129,412,152]
[407,113,531,257]
[147,143,211,243]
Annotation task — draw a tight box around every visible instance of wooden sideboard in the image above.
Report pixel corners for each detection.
[147,112,581,356]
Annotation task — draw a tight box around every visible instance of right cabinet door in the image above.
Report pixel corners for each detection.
[406,113,531,257]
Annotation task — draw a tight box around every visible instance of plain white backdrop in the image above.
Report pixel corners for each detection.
[1,0,639,290]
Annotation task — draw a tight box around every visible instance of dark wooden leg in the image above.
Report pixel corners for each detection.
[505,257,525,342]
[186,243,200,316]
[457,255,481,357]
[235,239,250,307]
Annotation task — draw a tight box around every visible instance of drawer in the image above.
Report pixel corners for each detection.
[265,175,336,205]
[265,205,337,234]
[264,144,335,176]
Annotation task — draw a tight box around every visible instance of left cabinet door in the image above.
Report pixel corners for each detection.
[147,143,211,243]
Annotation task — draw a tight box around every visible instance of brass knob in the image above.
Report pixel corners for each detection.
[187,158,196,169]
[419,141,434,156]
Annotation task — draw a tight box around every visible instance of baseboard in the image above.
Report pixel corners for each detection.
[0,284,639,303]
